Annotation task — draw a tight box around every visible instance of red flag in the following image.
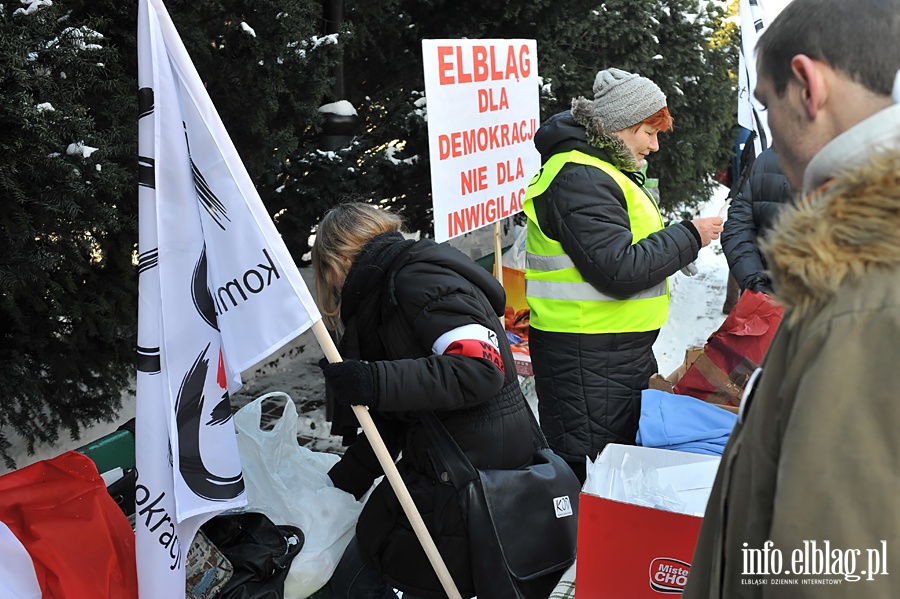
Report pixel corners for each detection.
[0,451,137,598]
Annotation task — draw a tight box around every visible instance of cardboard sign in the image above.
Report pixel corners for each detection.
[422,39,541,242]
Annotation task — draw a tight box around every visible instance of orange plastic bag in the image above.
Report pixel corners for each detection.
[504,306,530,340]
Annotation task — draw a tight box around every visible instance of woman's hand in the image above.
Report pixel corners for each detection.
[318,358,378,408]
[691,216,724,247]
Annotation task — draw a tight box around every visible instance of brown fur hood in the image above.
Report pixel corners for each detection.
[762,151,900,322]
[570,96,641,172]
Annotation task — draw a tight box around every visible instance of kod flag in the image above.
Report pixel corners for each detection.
[136,0,321,597]
[738,0,793,155]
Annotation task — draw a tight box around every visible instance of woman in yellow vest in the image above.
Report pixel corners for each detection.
[524,68,723,482]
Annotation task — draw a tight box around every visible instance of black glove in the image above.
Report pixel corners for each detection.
[318,358,378,408]
[748,275,774,296]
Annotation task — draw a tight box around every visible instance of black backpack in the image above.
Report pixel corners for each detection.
[200,512,304,599]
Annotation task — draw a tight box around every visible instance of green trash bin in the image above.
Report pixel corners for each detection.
[76,418,136,517]
[76,425,135,475]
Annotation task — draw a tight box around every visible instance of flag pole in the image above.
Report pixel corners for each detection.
[311,320,464,599]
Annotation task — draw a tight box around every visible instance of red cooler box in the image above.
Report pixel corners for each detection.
[575,444,720,597]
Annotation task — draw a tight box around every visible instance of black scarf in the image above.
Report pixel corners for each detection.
[330,231,416,443]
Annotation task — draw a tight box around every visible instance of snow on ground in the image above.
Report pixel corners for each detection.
[655,184,731,375]
[3,185,733,472]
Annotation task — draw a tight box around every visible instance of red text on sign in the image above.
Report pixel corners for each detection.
[497,157,524,185]
[437,44,532,85]
[478,88,509,113]
[447,188,526,237]
[461,166,488,196]
[438,119,537,160]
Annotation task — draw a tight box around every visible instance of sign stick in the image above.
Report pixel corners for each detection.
[493,220,505,328]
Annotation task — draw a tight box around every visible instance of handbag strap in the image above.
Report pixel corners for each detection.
[421,412,478,491]
[421,400,548,491]
[524,401,550,450]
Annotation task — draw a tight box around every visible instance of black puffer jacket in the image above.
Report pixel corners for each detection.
[721,147,793,293]
[527,105,701,468]
[326,232,533,599]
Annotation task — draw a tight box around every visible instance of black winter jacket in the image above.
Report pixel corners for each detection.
[326,232,533,599]
[721,147,793,293]
[527,105,701,467]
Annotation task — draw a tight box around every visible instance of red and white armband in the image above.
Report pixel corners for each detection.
[431,324,505,374]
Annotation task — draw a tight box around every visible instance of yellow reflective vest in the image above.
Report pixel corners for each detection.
[523,150,669,334]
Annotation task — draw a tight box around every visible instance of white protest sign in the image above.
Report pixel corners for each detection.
[422,39,541,242]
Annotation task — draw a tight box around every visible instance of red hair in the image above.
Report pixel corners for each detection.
[634,106,673,132]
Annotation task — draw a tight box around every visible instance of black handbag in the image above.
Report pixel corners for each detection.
[200,512,304,599]
[422,407,580,599]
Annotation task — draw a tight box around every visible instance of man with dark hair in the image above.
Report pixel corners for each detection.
[685,0,900,596]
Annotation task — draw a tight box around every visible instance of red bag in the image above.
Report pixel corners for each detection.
[0,451,138,599]
[673,290,784,406]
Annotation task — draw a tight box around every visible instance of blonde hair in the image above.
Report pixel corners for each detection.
[311,202,404,336]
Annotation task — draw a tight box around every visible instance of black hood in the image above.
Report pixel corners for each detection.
[340,233,506,330]
[340,231,416,323]
[396,239,506,318]
[533,110,590,160]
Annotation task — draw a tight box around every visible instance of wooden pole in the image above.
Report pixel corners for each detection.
[311,320,463,599]
[493,220,505,329]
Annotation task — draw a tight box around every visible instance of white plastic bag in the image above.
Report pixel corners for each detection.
[502,223,528,270]
[233,392,363,599]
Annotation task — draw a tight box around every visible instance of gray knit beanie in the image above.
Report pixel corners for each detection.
[591,68,666,131]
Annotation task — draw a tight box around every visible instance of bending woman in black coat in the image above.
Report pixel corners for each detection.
[312,203,537,599]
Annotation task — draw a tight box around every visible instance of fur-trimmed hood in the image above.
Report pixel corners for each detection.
[763,151,900,322]
[570,97,641,171]
[531,101,640,172]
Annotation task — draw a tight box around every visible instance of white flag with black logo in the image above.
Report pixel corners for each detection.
[738,0,793,154]
[136,0,321,597]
